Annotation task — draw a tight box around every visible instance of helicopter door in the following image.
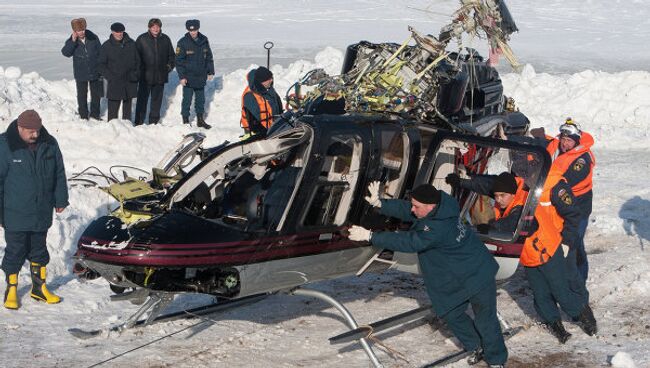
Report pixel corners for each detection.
[300,133,364,228]
[416,129,551,243]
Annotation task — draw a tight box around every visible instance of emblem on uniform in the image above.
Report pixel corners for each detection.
[423,225,430,232]
[175,47,181,55]
[559,189,573,205]
[573,158,586,171]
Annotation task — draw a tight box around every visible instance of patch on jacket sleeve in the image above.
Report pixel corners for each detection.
[572,158,586,171]
[176,47,181,55]
[558,188,573,205]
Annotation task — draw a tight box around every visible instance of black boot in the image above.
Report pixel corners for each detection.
[576,305,597,336]
[197,114,211,129]
[182,116,190,125]
[466,347,483,365]
[29,263,60,304]
[545,320,571,344]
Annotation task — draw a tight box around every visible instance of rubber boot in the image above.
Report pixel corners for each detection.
[182,116,190,125]
[197,114,211,129]
[546,320,571,344]
[4,273,19,309]
[29,263,60,304]
[577,305,597,336]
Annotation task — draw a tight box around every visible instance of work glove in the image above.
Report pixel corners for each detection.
[475,224,491,234]
[561,244,570,258]
[445,173,461,188]
[365,181,382,208]
[348,225,372,242]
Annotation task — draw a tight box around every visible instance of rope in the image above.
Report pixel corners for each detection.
[356,324,410,364]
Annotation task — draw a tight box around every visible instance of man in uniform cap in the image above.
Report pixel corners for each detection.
[0,110,69,310]
[348,182,508,367]
[175,19,214,129]
[61,18,103,120]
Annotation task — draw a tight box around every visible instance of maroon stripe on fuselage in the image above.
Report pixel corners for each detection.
[485,241,523,258]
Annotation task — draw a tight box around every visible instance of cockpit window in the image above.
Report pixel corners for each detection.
[302,134,362,227]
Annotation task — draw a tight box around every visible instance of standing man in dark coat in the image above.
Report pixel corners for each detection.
[240,66,284,137]
[134,18,175,125]
[349,182,507,367]
[61,18,102,120]
[0,110,69,310]
[98,22,140,122]
[175,19,214,129]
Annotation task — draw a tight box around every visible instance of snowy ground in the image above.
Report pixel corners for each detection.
[1,1,650,367]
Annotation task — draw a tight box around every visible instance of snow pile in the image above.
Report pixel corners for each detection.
[611,352,637,368]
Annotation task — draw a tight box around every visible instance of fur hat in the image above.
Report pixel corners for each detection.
[186,19,200,31]
[148,18,162,28]
[410,185,441,205]
[110,22,125,32]
[17,110,43,130]
[492,172,518,194]
[71,18,87,32]
[254,66,274,84]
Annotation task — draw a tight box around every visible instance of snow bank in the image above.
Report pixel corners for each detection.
[611,352,637,368]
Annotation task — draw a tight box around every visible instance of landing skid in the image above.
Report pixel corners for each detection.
[68,289,267,339]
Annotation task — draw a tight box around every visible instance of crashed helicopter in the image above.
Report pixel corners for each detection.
[71,0,548,362]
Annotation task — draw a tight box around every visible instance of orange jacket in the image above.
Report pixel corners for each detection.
[520,172,566,267]
[545,131,595,197]
[494,177,527,220]
[241,86,273,133]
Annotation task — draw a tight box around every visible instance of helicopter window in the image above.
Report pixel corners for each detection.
[427,137,546,243]
[378,130,409,199]
[303,134,362,227]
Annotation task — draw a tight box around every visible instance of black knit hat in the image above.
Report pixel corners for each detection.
[492,172,518,194]
[410,184,441,205]
[110,22,125,32]
[254,66,274,84]
[186,19,200,31]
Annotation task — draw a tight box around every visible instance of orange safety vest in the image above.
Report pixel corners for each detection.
[545,132,595,197]
[494,177,527,220]
[240,87,273,132]
[520,172,566,267]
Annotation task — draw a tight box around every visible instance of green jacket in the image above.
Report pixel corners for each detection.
[371,192,498,316]
[0,120,69,231]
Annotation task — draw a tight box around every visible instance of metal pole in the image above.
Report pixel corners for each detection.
[291,288,383,368]
[264,41,274,69]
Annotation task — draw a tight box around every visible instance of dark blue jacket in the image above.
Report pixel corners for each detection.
[98,33,140,100]
[0,121,69,231]
[370,192,498,316]
[242,69,284,134]
[175,32,214,88]
[61,30,102,81]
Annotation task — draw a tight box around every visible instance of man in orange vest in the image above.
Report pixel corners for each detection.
[520,170,597,343]
[240,66,283,136]
[446,172,527,234]
[532,119,595,281]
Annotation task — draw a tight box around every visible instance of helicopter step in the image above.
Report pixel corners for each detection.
[68,291,267,340]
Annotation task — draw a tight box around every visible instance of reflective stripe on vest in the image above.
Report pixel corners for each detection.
[240,87,273,132]
[520,173,565,267]
[546,139,594,197]
[494,177,528,220]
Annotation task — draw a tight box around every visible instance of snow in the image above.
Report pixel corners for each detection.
[1,1,649,367]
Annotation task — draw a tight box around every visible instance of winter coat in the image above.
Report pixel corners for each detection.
[241,69,284,134]
[175,32,214,88]
[136,31,175,85]
[98,33,140,100]
[0,121,69,231]
[61,29,102,81]
[370,192,499,317]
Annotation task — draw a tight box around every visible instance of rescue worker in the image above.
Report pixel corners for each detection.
[134,18,175,125]
[175,19,214,129]
[98,22,140,122]
[0,110,69,309]
[536,119,595,281]
[349,182,507,368]
[519,168,596,343]
[61,18,102,120]
[240,66,283,136]
[446,172,527,234]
